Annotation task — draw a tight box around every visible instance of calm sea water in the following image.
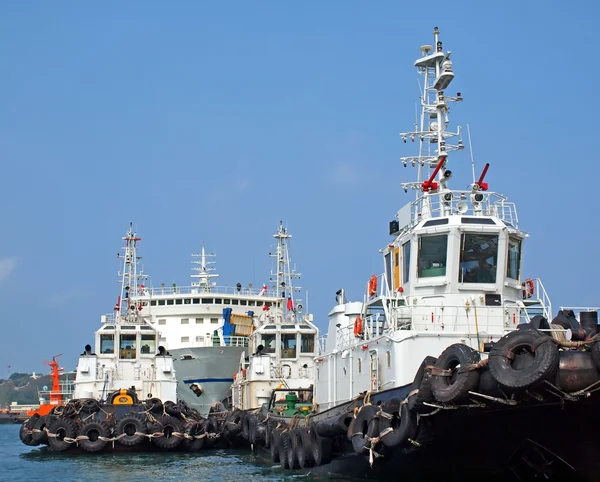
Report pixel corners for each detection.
[0,425,314,482]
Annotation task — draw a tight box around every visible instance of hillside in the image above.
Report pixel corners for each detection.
[0,372,54,408]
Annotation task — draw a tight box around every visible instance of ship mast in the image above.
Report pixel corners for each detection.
[190,245,219,292]
[400,27,464,215]
[114,223,147,323]
[270,222,302,317]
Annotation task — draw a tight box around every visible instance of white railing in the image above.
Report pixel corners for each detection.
[318,335,328,356]
[129,285,280,298]
[403,190,519,228]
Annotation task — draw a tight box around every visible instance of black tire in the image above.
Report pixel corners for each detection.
[115,413,148,447]
[378,401,418,448]
[348,404,378,453]
[151,415,183,450]
[242,413,254,441]
[19,414,40,446]
[270,429,281,463]
[299,427,315,468]
[144,398,163,414]
[79,421,111,453]
[80,399,101,415]
[47,417,78,452]
[591,341,600,372]
[431,344,481,403]
[202,418,217,448]
[164,401,181,418]
[278,432,292,469]
[224,409,245,438]
[287,429,302,469]
[180,420,206,451]
[408,356,437,412]
[311,431,332,466]
[489,329,559,389]
[32,415,50,445]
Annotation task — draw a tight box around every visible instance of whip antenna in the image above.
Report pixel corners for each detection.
[467,123,476,184]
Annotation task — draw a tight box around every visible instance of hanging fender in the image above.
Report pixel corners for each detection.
[354,316,363,337]
[368,275,378,296]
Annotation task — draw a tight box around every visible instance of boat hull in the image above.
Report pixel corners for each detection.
[171,346,244,415]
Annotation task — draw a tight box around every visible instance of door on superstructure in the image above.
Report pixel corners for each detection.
[369,350,379,392]
[393,247,400,290]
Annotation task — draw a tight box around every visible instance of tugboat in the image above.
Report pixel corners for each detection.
[18,225,218,453]
[230,28,600,481]
[223,223,318,445]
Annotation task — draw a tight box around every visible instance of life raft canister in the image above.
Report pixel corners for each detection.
[522,278,534,299]
[368,275,377,296]
[110,388,137,405]
[353,316,363,337]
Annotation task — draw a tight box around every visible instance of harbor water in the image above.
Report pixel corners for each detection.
[0,425,315,482]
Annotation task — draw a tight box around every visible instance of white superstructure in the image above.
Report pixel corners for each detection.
[73,225,177,402]
[231,223,318,410]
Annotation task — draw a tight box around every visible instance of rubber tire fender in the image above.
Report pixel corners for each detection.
[80,398,101,415]
[591,341,600,372]
[489,329,559,389]
[348,404,379,453]
[270,429,281,463]
[144,398,163,414]
[224,409,245,437]
[408,356,437,412]
[310,431,333,466]
[278,431,292,469]
[182,420,206,451]
[151,415,183,450]
[115,413,148,447]
[19,414,40,446]
[297,427,314,468]
[202,417,217,448]
[242,413,254,441]
[164,401,181,418]
[431,343,481,403]
[31,415,50,445]
[47,417,78,452]
[287,429,302,469]
[79,420,111,453]
[378,400,418,448]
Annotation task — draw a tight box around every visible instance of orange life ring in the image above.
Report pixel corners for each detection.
[354,316,363,337]
[241,368,247,378]
[233,372,237,381]
[522,278,534,299]
[368,275,377,296]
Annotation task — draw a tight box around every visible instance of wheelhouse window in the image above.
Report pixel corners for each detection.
[262,333,276,354]
[459,233,499,283]
[100,334,114,354]
[507,238,522,280]
[300,334,315,353]
[418,235,448,277]
[281,334,297,358]
[140,334,156,354]
[119,334,137,359]
[402,241,411,283]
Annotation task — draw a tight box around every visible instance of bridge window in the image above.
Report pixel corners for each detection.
[262,334,276,354]
[140,334,156,354]
[281,334,297,358]
[418,235,448,277]
[300,334,315,353]
[100,334,114,354]
[459,233,499,283]
[119,334,136,359]
[507,238,522,280]
[402,242,411,283]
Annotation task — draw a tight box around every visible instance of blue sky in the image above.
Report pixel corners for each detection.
[0,1,598,374]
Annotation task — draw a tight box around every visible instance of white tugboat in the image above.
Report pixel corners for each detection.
[235,28,600,481]
[73,224,177,404]
[230,222,318,411]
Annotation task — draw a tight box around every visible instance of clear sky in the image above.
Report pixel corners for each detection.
[1,1,598,374]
